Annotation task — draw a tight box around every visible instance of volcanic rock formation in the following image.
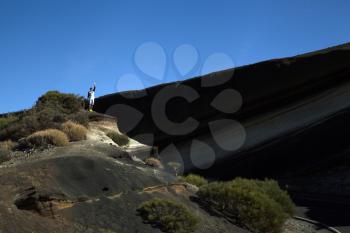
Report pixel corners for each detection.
[95,43,350,180]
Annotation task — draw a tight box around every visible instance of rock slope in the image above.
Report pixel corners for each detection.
[0,118,249,233]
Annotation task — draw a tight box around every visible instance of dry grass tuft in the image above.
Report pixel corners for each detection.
[61,121,88,141]
[25,129,69,148]
[145,157,163,169]
[0,140,16,151]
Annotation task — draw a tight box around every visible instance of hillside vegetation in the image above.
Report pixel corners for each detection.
[198,178,296,233]
[0,91,88,142]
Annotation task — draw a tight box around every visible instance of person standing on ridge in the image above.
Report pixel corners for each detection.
[88,82,96,112]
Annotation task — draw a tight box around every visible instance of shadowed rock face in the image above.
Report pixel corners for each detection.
[0,142,249,233]
[95,42,350,177]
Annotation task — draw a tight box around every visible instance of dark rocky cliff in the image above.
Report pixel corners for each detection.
[95,43,350,178]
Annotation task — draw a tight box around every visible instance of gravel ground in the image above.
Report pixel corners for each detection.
[283,219,318,233]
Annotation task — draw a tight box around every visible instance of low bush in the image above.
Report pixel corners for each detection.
[0,140,16,151]
[254,179,296,216]
[35,91,84,114]
[0,148,11,164]
[0,115,18,130]
[23,129,69,148]
[144,157,163,169]
[106,131,129,146]
[61,121,88,141]
[70,111,89,128]
[137,198,198,233]
[178,174,208,187]
[197,178,293,233]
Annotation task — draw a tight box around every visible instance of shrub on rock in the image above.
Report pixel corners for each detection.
[254,179,296,216]
[198,178,294,233]
[178,174,208,188]
[138,198,198,233]
[61,121,88,141]
[106,131,129,146]
[35,91,84,114]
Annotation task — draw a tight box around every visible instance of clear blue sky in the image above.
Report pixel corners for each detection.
[1,0,350,113]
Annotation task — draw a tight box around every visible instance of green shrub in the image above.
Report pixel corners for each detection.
[254,179,296,216]
[28,107,65,129]
[35,91,84,114]
[178,174,208,187]
[70,111,89,128]
[137,198,198,233]
[61,121,88,141]
[0,119,25,141]
[0,148,11,164]
[23,129,69,148]
[198,178,293,233]
[0,115,18,130]
[106,131,129,146]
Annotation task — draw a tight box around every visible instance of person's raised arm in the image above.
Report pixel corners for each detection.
[93,82,96,92]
